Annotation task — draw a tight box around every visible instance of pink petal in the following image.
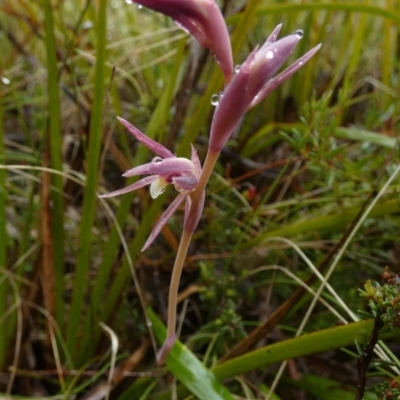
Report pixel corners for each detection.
[208,49,257,153]
[123,157,195,177]
[98,175,158,198]
[133,0,233,84]
[141,192,187,251]
[248,32,302,102]
[184,190,205,232]
[172,175,198,191]
[260,24,282,49]
[190,144,202,177]
[117,117,174,159]
[248,43,322,109]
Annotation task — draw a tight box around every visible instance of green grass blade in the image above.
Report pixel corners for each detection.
[155,317,393,400]
[247,199,400,248]
[66,0,108,360]
[334,127,399,149]
[253,3,400,25]
[148,308,236,400]
[212,320,398,381]
[288,373,377,400]
[79,38,188,363]
[0,98,6,369]
[43,0,65,329]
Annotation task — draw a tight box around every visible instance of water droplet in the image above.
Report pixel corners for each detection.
[1,77,10,85]
[146,320,152,327]
[266,50,274,59]
[298,61,304,66]
[211,94,220,106]
[125,0,133,3]
[234,65,241,73]
[295,29,304,38]
[138,4,143,9]
[219,91,224,98]
[82,20,93,30]
[152,157,163,164]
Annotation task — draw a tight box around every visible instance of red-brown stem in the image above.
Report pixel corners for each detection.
[158,150,220,364]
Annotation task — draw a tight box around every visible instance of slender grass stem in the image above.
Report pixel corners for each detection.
[0,97,6,369]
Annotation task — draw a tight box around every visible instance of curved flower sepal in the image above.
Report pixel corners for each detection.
[99,118,202,251]
[209,26,321,153]
[132,0,233,84]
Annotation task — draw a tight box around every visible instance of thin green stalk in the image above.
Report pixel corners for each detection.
[0,99,6,369]
[43,0,65,329]
[252,3,400,26]
[66,0,108,360]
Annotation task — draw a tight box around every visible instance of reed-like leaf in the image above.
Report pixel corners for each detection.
[43,0,65,329]
[66,0,108,360]
[0,96,6,369]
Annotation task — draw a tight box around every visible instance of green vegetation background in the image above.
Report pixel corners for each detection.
[0,0,400,398]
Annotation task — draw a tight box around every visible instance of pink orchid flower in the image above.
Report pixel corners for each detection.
[132,0,233,84]
[99,117,202,251]
[209,25,322,152]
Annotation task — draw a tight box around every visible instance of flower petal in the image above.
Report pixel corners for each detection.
[133,0,233,84]
[142,192,188,251]
[248,43,322,109]
[172,175,198,191]
[248,31,302,103]
[260,23,282,48]
[208,48,256,152]
[150,177,169,199]
[190,144,202,178]
[184,190,205,232]
[98,175,158,198]
[123,157,195,177]
[117,117,174,159]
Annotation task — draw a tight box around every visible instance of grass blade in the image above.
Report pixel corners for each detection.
[148,308,236,400]
[0,96,6,369]
[43,0,65,329]
[66,0,108,360]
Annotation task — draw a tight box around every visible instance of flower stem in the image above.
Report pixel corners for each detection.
[158,149,220,364]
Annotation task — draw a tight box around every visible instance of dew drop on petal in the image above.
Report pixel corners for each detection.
[266,50,274,59]
[211,94,220,106]
[1,77,10,85]
[234,65,241,73]
[298,61,304,66]
[295,29,304,38]
[152,156,163,164]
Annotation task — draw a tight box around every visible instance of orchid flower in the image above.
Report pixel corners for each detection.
[132,0,233,84]
[99,117,202,251]
[209,25,322,152]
